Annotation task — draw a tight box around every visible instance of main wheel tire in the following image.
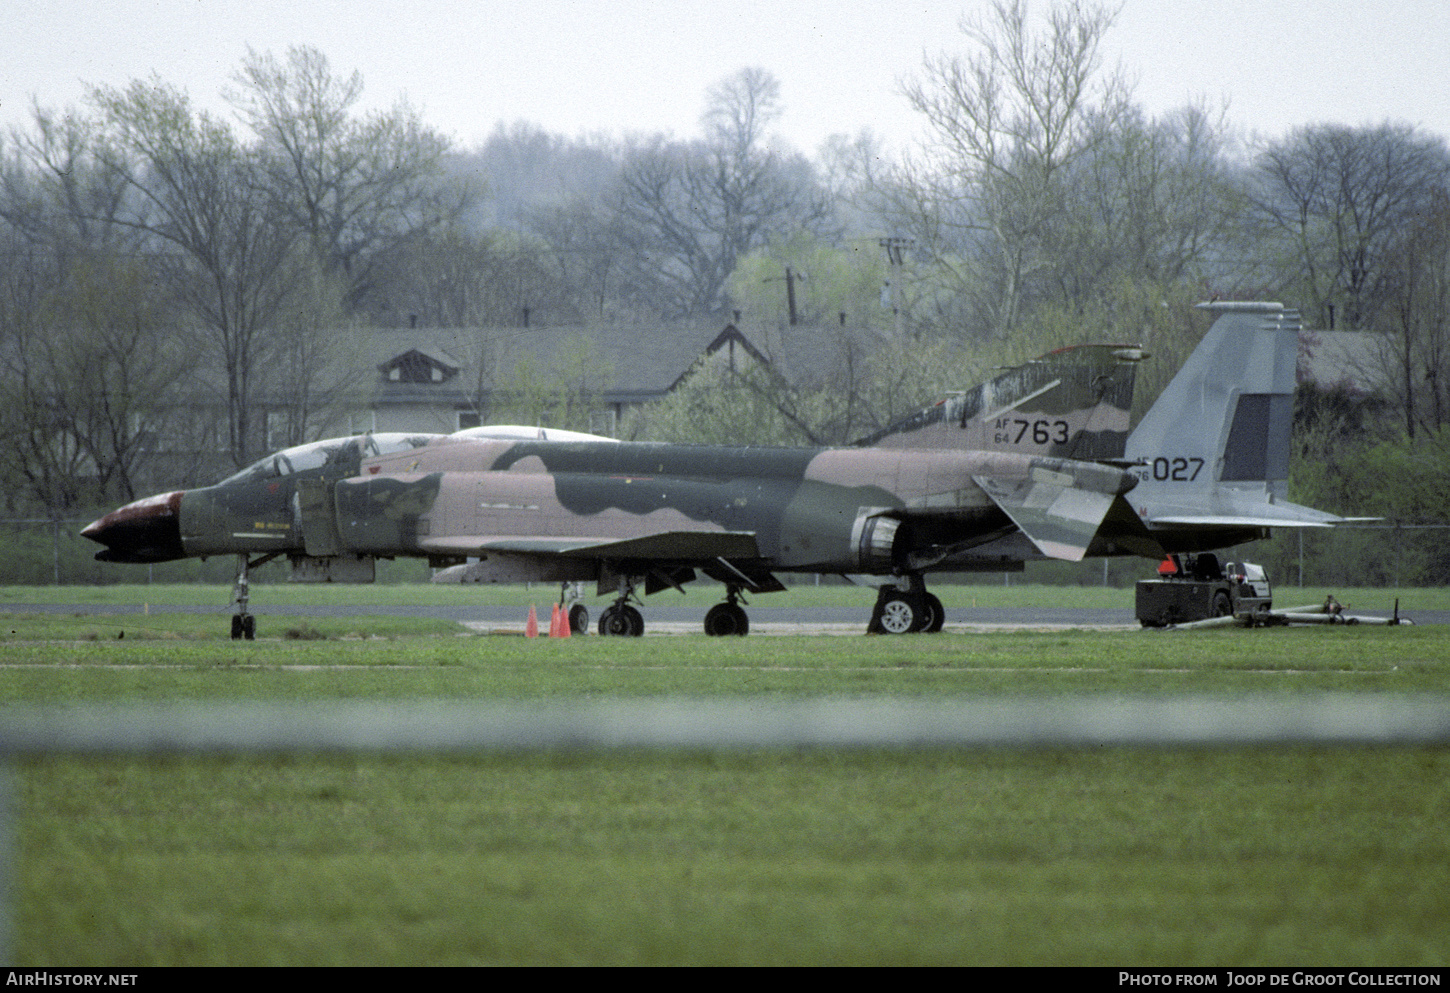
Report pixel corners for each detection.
[621,605,644,636]
[599,605,632,636]
[704,602,749,636]
[878,597,918,634]
[921,592,945,633]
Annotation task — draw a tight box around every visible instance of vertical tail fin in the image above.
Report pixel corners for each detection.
[1125,301,1342,543]
[857,344,1143,458]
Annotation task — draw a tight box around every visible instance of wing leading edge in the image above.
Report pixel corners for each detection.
[422,530,763,561]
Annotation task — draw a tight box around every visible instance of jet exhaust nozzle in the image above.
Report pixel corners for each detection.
[81,491,187,563]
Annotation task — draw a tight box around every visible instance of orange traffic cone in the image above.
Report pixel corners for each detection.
[560,605,572,638]
[525,604,539,638]
[549,603,563,637]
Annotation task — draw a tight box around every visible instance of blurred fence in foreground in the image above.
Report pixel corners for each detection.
[5,695,1449,962]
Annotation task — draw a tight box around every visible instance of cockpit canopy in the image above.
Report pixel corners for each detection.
[220,433,444,486]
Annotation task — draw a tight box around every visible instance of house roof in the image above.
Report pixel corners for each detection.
[378,347,461,377]
[355,320,890,407]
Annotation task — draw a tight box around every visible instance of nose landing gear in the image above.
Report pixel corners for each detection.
[231,553,255,640]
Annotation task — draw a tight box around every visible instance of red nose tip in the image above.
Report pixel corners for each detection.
[82,491,187,563]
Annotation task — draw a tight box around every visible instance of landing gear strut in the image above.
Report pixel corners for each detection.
[230,553,255,640]
[867,575,944,635]
[703,586,749,636]
[598,577,645,637]
[560,581,590,634]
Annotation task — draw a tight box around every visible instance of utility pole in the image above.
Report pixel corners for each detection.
[878,237,914,337]
[763,266,804,325]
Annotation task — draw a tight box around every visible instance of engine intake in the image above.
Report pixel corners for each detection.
[856,513,901,572]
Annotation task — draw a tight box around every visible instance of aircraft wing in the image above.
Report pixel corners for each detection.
[421,530,764,561]
[971,472,1122,562]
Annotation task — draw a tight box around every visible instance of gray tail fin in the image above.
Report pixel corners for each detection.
[857,344,1143,458]
[1124,301,1342,539]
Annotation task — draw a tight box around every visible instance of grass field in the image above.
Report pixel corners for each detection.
[3,584,1448,966]
[3,579,1446,612]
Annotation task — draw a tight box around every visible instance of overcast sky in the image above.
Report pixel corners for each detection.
[5,0,1450,157]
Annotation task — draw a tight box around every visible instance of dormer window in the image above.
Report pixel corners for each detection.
[379,348,460,385]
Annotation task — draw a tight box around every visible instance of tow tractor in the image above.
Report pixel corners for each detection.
[1136,553,1272,627]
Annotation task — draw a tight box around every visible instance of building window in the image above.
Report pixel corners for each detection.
[266,411,291,451]
[588,409,617,438]
[349,411,377,436]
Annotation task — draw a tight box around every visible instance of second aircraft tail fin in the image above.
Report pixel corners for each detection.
[857,343,1144,459]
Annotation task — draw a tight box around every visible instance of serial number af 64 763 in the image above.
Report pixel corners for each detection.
[993,418,1070,445]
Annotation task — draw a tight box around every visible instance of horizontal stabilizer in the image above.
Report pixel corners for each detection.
[973,473,1119,562]
[1149,515,1333,529]
[422,530,763,562]
[1145,498,1359,531]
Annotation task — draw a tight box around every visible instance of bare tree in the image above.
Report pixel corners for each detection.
[1382,191,1450,438]
[373,225,570,328]
[0,230,182,511]
[0,107,137,261]
[88,77,303,466]
[894,0,1131,337]
[1252,122,1450,329]
[1045,102,1240,303]
[227,45,470,312]
[260,256,361,449]
[611,69,834,317]
[527,197,630,321]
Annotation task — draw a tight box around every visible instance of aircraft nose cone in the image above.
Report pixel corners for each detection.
[81,491,187,563]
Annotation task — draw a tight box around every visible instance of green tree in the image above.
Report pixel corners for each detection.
[726,232,891,329]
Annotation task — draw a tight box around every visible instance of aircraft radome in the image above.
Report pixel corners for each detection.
[82,302,1353,638]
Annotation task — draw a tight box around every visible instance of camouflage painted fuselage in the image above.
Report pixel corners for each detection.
[150,433,1138,585]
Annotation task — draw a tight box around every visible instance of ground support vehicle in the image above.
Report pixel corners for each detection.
[1136,553,1272,627]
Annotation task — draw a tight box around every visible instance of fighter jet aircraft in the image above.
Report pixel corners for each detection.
[81,301,1348,638]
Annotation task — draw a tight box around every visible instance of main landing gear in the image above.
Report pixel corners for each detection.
[703,586,749,636]
[598,578,645,637]
[867,574,945,635]
[594,580,755,637]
